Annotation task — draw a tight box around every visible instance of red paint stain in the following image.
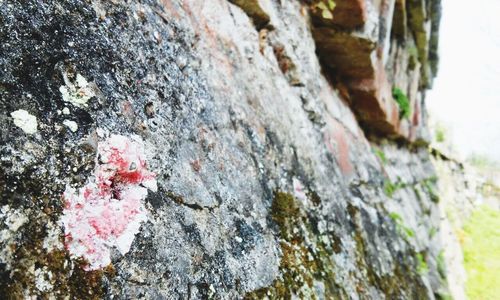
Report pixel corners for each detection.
[61,135,157,270]
[324,116,354,175]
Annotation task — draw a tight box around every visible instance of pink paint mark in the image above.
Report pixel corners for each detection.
[292,178,308,203]
[412,99,421,126]
[60,134,157,271]
[324,116,354,175]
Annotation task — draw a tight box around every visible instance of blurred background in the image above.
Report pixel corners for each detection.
[427,0,500,165]
[427,1,500,298]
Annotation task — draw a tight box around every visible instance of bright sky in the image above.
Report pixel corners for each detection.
[427,0,500,162]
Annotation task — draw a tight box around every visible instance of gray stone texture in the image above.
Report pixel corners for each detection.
[0,0,448,299]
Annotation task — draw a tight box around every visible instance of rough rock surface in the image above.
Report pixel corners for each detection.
[0,0,447,298]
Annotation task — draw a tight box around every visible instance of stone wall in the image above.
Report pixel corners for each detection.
[431,148,500,300]
[0,0,445,298]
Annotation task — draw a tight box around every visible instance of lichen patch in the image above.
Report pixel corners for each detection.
[43,221,64,252]
[59,73,96,107]
[0,206,29,270]
[10,109,38,134]
[60,134,156,271]
[35,267,53,292]
[63,119,78,132]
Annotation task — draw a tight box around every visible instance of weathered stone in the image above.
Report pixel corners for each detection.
[313,28,377,79]
[407,0,439,88]
[428,0,442,82]
[347,65,401,135]
[0,0,447,298]
[392,0,408,40]
[311,0,440,142]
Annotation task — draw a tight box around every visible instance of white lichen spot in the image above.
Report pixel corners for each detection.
[10,109,38,134]
[59,73,95,107]
[0,206,29,270]
[1,205,29,232]
[43,221,64,251]
[35,267,53,292]
[62,107,70,115]
[63,119,78,132]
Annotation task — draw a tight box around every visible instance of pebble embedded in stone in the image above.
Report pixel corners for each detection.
[63,120,78,132]
[10,109,38,134]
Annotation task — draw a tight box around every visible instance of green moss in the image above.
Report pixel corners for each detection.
[429,227,438,239]
[416,252,429,275]
[389,212,415,241]
[437,250,447,279]
[384,180,396,197]
[413,186,422,202]
[351,226,427,298]
[0,215,111,298]
[384,179,406,198]
[373,148,387,164]
[422,178,440,203]
[248,189,430,298]
[392,88,411,119]
[271,192,300,239]
[435,127,446,143]
[246,191,344,299]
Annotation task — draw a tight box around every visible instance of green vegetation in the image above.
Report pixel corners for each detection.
[392,88,411,119]
[416,253,429,275]
[462,205,500,300]
[435,126,446,143]
[374,148,387,164]
[247,191,345,299]
[422,177,440,203]
[384,179,405,198]
[384,180,397,197]
[389,212,415,241]
[437,250,447,279]
[314,0,336,19]
[429,227,437,239]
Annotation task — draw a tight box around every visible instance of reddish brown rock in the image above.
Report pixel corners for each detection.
[324,116,354,175]
[311,0,367,29]
[313,28,376,79]
[310,0,440,143]
[331,0,367,28]
[348,62,401,136]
